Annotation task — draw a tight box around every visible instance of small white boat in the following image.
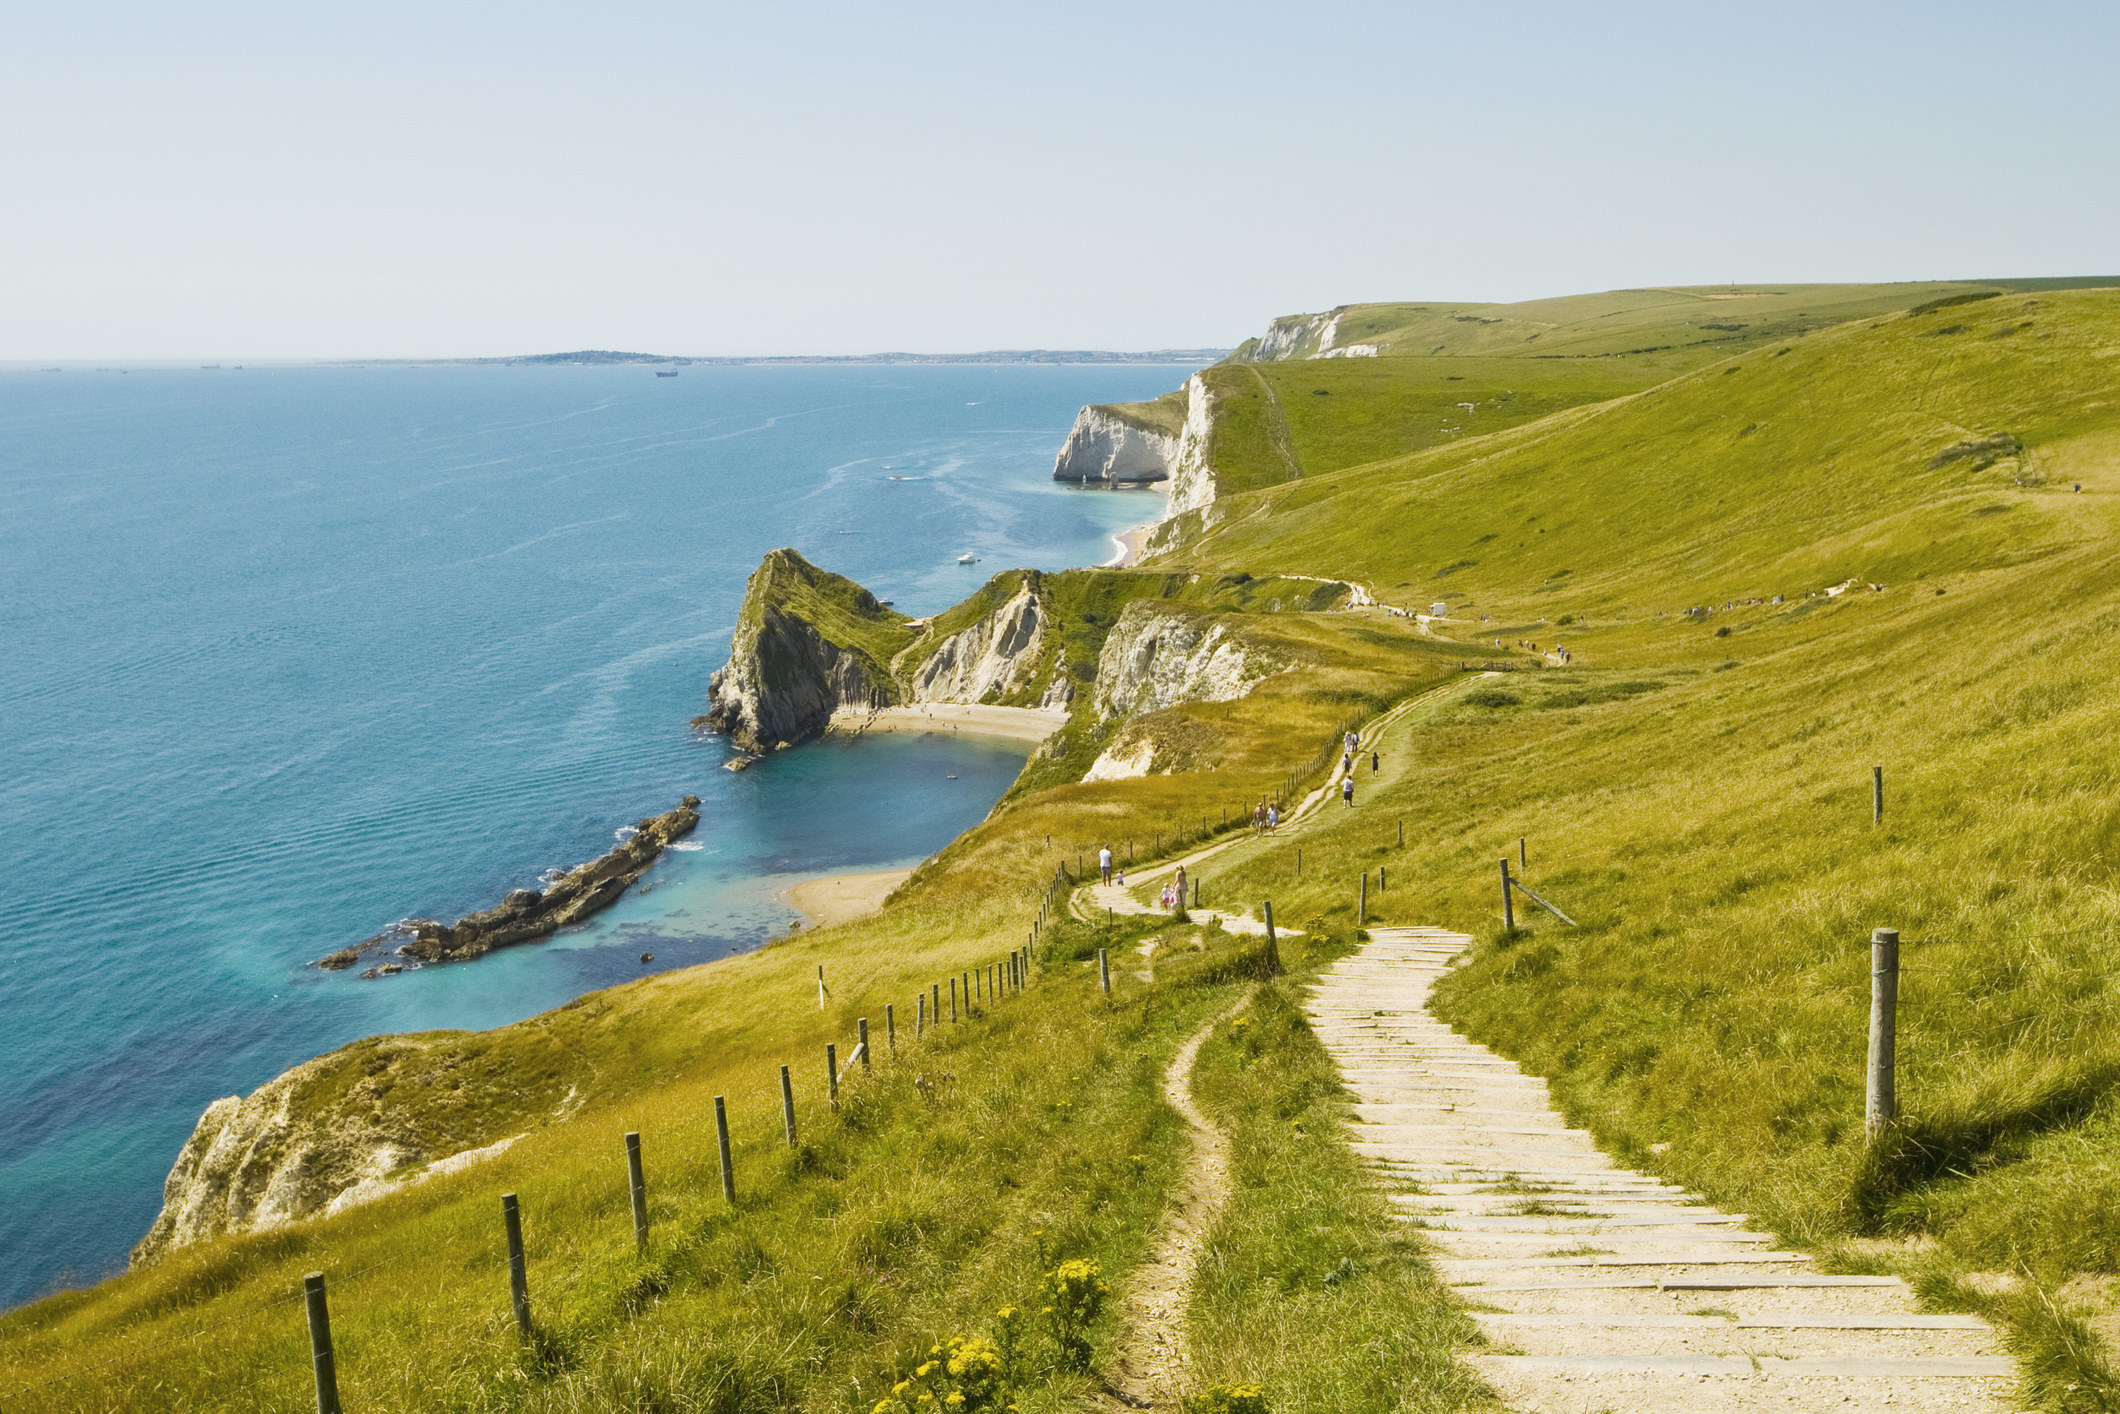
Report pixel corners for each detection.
[957,553,977,565]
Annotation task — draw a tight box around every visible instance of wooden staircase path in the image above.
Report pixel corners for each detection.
[1309,926,2014,1413]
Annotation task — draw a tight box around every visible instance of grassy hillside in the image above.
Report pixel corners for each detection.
[1142,285,2120,1402]
[1191,279,2120,501]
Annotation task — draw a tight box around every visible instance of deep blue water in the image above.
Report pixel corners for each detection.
[0,361,1186,1310]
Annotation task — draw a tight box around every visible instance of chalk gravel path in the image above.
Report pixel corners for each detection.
[1312,927,2014,1413]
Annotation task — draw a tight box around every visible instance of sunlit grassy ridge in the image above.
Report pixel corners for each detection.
[1183,278,2120,503]
[1161,287,2120,608]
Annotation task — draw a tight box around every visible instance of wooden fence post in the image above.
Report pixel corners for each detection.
[858,1018,871,1072]
[1297,847,1302,879]
[916,990,926,1037]
[303,1272,341,1414]
[1262,900,1282,976]
[817,964,826,1010]
[826,1044,839,1108]
[1098,948,1111,994]
[1499,858,1515,931]
[780,1064,797,1146]
[502,1193,531,1337]
[715,1096,736,1203]
[1379,865,1386,894]
[1359,872,1367,925]
[625,1132,648,1250]
[949,977,958,1022]
[932,982,941,1022]
[1867,927,1900,1142]
[1519,837,1526,868]
[1874,766,1884,826]
[1399,819,1404,847]
[886,1003,896,1052]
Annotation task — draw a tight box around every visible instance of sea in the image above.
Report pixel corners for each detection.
[0,360,1190,1311]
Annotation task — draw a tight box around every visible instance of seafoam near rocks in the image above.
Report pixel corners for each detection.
[1050,405,1178,485]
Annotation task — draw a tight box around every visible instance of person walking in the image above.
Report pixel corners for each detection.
[1172,863,1188,911]
[1342,776,1355,808]
[1099,845,1113,885]
[1266,803,1278,832]
[1371,750,1379,773]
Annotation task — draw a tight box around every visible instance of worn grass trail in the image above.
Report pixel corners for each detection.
[1315,927,2016,1413]
[1098,986,1257,1410]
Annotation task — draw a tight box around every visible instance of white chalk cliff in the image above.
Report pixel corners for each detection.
[912,577,1049,704]
[1164,374,1218,518]
[1051,407,1177,485]
[1082,602,1281,779]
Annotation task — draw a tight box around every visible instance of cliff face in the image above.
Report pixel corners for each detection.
[1164,373,1219,518]
[1050,405,1178,485]
[134,1027,579,1265]
[912,574,1051,704]
[1091,601,1278,721]
[1082,601,1283,780]
[704,549,914,752]
[1225,307,1376,362]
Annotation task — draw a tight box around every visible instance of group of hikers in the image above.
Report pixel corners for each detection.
[1089,729,1375,916]
[1095,845,1189,912]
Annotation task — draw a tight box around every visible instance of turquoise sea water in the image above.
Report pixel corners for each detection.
[0,361,1186,1310]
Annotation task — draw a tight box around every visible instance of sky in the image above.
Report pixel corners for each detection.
[2,0,2114,360]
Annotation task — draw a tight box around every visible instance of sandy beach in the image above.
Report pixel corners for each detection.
[827,702,1069,744]
[1105,521,1152,568]
[781,867,915,927]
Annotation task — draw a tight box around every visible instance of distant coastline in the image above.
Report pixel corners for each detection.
[335,347,1230,368]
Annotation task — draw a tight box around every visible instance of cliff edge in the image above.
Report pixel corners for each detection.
[134,1021,588,1266]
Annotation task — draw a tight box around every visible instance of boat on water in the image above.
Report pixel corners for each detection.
[655,369,679,378]
[957,553,977,565]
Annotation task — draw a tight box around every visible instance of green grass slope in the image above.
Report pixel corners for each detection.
[1192,279,2120,501]
[1143,285,2120,1403]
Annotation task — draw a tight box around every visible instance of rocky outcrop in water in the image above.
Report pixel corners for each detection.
[703,549,911,752]
[317,798,701,971]
[391,799,699,964]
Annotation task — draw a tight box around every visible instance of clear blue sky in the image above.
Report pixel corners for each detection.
[3,0,2113,359]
